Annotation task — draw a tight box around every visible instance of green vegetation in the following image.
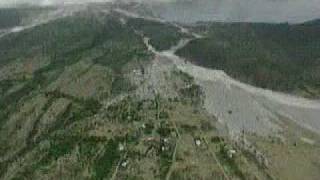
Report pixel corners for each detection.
[159,150,173,180]
[157,121,173,137]
[93,139,120,180]
[159,141,175,180]
[106,97,142,123]
[177,22,320,98]
[179,84,202,105]
[43,98,101,138]
[173,70,194,84]
[0,10,151,124]
[21,135,108,179]
[127,18,189,51]
[0,11,150,70]
[47,135,79,161]
[143,122,155,135]
[173,70,203,105]
[78,136,107,161]
[0,78,40,125]
[111,76,135,95]
[3,5,317,180]
[93,41,150,72]
[0,80,15,95]
[217,144,245,180]
[46,90,102,117]
[180,124,198,133]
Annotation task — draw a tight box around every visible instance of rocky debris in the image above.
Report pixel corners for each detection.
[129,54,181,100]
[168,41,320,137]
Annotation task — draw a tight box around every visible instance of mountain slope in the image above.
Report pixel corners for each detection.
[0,3,320,180]
[0,5,239,180]
[177,21,320,98]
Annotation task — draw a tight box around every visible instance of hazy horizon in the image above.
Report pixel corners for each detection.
[0,0,320,23]
[150,0,320,23]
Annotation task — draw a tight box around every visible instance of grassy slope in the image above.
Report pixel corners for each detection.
[177,21,320,98]
[0,9,151,121]
[0,10,148,67]
[0,7,229,179]
[0,9,152,178]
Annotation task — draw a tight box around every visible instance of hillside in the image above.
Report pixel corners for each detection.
[0,5,238,180]
[177,21,320,98]
[0,3,320,180]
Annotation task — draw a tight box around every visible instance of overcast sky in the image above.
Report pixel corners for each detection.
[0,0,110,6]
[0,0,320,23]
[151,0,320,23]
